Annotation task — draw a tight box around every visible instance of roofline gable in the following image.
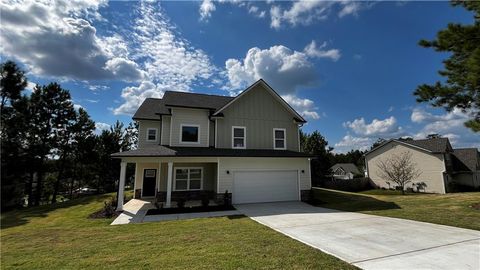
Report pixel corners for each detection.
[364,139,436,157]
[213,79,307,123]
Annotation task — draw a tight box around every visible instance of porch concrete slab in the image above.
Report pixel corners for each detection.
[236,202,480,270]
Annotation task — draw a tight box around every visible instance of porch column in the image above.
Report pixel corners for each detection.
[166,162,173,207]
[116,161,127,211]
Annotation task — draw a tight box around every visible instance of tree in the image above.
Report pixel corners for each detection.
[426,133,442,139]
[301,130,334,186]
[414,1,480,132]
[376,151,421,195]
[0,61,27,114]
[371,138,387,149]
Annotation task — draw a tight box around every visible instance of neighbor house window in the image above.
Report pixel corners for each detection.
[232,126,246,149]
[180,124,199,143]
[273,128,286,150]
[146,128,158,142]
[174,168,203,191]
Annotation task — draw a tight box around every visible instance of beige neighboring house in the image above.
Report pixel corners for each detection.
[111,79,313,210]
[365,138,480,194]
[330,163,360,180]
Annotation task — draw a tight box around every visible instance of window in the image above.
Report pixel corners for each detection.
[232,126,246,149]
[174,168,202,191]
[146,128,158,142]
[273,128,286,150]
[180,124,199,143]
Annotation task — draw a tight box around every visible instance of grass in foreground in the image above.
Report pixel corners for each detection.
[1,194,355,270]
[313,188,480,230]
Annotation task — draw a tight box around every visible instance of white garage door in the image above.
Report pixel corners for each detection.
[233,170,299,204]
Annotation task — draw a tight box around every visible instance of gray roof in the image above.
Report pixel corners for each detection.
[132,92,234,120]
[452,148,479,172]
[132,98,168,120]
[330,163,360,174]
[112,146,313,158]
[401,138,452,153]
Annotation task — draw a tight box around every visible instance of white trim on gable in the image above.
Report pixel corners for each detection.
[365,139,435,157]
[213,79,306,123]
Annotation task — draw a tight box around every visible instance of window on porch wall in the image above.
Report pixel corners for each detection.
[174,168,202,191]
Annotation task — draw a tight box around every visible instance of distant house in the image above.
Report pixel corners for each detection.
[330,163,360,180]
[365,138,480,193]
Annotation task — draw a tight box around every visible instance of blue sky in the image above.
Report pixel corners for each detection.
[1,0,478,152]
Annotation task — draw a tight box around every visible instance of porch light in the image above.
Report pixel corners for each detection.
[226,170,230,174]
[301,170,305,173]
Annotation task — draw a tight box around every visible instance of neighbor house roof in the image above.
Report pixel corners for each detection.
[365,137,452,156]
[111,146,313,158]
[132,79,307,123]
[330,163,360,174]
[452,148,479,172]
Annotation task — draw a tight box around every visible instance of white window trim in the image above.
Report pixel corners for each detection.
[273,128,287,150]
[180,124,201,144]
[173,167,203,191]
[232,126,246,149]
[146,128,158,142]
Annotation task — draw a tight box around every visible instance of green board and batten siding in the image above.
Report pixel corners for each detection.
[216,84,300,151]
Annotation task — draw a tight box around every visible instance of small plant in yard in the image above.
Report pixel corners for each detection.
[89,197,119,219]
[377,151,421,195]
[413,182,427,192]
[223,190,232,206]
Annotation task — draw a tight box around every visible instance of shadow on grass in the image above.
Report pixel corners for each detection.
[312,188,401,212]
[0,194,112,229]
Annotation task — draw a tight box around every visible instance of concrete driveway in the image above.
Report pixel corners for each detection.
[236,202,480,270]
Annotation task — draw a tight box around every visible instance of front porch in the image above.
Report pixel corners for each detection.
[116,158,226,211]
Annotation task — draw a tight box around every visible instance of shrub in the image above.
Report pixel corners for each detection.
[223,190,232,206]
[322,178,375,192]
[176,198,186,209]
[201,195,210,207]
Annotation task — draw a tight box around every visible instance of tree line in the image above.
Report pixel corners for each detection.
[1,61,137,210]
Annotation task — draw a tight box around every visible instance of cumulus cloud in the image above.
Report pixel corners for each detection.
[344,116,404,137]
[95,122,111,134]
[282,95,320,120]
[304,41,341,61]
[411,108,480,148]
[338,2,362,18]
[224,45,318,94]
[334,134,373,153]
[0,0,143,82]
[199,0,216,21]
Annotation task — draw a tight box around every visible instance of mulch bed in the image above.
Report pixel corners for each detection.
[88,209,120,219]
[146,205,236,216]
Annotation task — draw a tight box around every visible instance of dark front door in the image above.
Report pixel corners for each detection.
[142,169,156,197]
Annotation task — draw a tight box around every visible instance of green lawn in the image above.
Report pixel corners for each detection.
[312,188,480,230]
[1,194,355,270]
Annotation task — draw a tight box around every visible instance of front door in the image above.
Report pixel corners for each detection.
[142,169,156,197]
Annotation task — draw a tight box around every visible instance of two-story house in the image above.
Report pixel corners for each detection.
[112,79,312,210]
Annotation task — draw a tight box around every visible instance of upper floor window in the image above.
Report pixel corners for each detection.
[181,124,200,143]
[146,128,158,142]
[273,128,286,150]
[232,126,246,149]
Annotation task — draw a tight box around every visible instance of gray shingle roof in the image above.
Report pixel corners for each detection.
[402,138,452,153]
[330,163,360,174]
[132,98,168,120]
[452,148,479,172]
[112,146,313,158]
[163,91,234,110]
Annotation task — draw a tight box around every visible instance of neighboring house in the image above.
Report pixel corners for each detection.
[112,79,312,210]
[330,163,360,180]
[365,138,480,194]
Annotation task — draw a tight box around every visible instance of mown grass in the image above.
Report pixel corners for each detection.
[313,188,480,230]
[1,193,355,270]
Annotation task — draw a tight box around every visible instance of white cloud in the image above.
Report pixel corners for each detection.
[388,106,394,112]
[224,44,317,94]
[248,5,266,18]
[338,2,361,18]
[344,116,404,137]
[199,0,216,21]
[113,1,217,115]
[412,107,480,148]
[282,95,320,120]
[95,122,111,134]
[0,0,143,82]
[304,41,341,61]
[334,134,373,153]
[104,58,144,82]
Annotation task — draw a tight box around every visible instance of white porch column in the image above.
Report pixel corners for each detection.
[117,161,127,211]
[166,162,173,208]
